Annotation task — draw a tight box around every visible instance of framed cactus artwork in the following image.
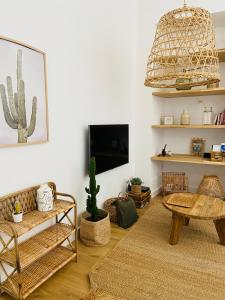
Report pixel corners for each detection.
[0,36,48,147]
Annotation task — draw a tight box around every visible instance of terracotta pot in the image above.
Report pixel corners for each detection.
[80,209,111,247]
[131,185,141,195]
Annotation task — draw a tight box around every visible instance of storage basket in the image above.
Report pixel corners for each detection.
[80,210,110,247]
[197,175,225,199]
[104,193,128,223]
[162,172,188,196]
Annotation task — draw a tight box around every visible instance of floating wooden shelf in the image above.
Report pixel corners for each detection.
[0,223,75,269]
[2,246,76,300]
[152,87,225,98]
[151,154,225,166]
[151,125,225,129]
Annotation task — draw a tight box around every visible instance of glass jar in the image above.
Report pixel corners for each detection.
[203,107,213,125]
[180,110,190,125]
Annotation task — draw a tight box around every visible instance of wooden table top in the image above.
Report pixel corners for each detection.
[164,193,225,220]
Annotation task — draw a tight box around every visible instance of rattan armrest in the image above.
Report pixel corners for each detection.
[55,192,76,205]
[0,220,18,238]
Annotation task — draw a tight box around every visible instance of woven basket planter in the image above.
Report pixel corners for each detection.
[131,185,141,195]
[80,209,111,247]
[145,5,220,88]
[197,175,225,199]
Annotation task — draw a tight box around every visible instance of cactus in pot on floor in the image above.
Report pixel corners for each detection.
[0,49,37,143]
[80,156,111,246]
[85,157,100,221]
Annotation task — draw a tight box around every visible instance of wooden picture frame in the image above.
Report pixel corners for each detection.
[0,36,49,147]
[191,138,205,156]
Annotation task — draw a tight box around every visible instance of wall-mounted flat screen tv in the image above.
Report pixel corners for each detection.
[88,124,129,175]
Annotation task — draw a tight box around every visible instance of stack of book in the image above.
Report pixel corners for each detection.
[214,109,225,125]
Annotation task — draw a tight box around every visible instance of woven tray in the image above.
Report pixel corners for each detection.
[166,193,194,208]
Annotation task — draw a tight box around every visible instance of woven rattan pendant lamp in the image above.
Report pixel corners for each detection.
[145,1,220,89]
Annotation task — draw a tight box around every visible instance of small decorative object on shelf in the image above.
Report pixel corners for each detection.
[160,116,174,125]
[162,144,167,157]
[162,172,188,196]
[130,177,143,195]
[211,145,223,162]
[203,106,213,125]
[176,78,192,91]
[207,82,219,89]
[167,150,173,156]
[80,157,110,246]
[221,143,225,161]
[211,151,223,162]
[128,190,151,208]
[214,109,225,125]
[180,110,191,125]
[12,200,23,223]
[37,183,54,212]
[191,137,205,156]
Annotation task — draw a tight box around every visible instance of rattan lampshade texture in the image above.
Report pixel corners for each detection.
[145,5,220,88]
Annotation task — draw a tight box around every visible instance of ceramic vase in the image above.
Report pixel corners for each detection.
[37,183,53,212]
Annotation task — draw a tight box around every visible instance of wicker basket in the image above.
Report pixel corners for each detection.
[162,172,188,196]
[104,193,128,223]
[197,175,225,199]
[80,209,111,247]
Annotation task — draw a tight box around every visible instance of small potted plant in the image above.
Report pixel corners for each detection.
[12,200,23,223]
[80,157,111,246]
[130,177,143,195]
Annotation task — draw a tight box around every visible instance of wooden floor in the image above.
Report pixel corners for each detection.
[0,200,153,300]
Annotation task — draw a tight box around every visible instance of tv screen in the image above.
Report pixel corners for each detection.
[89,124,129,175]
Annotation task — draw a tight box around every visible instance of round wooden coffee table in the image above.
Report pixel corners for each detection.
[163,193,225,245]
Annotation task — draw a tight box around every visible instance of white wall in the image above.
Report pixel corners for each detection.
[0,0,136,213]
[0,0,223,227]
[136,0,225,193]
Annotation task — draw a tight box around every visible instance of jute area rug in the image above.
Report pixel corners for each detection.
[82,198,225,300]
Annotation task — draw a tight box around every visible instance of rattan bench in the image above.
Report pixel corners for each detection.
[0,182,77,300]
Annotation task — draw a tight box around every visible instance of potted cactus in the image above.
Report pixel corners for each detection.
[130,177,143,195]
[12,200,23,223]
[80,157,111,246]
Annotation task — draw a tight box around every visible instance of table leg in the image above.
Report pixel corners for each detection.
[214,219,225,245]
[185,218,190,226]
[169,212,184,245]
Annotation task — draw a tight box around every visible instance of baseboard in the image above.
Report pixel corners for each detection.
[152,185,198,198]
[151,186,162,198]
